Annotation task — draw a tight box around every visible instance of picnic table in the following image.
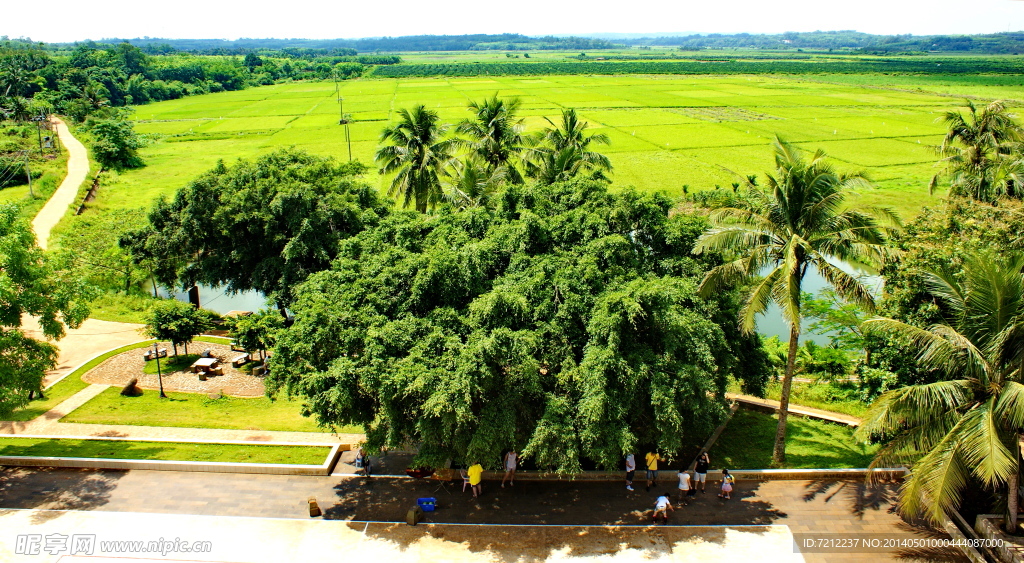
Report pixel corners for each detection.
[191,358,219,373]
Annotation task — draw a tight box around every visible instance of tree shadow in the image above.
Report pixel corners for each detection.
[0,467,125,524]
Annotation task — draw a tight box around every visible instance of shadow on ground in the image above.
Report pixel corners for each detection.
[0,467,125,523]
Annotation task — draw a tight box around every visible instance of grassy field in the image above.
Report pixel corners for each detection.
[108,73,1009,219]
[0,437,329,464]
[708,409,876,469]
[61,387,361,434]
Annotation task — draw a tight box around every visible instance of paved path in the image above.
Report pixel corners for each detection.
[19,318,146,388]
[726,393,862,426]
[30,117,88,251]
[0,468,965,562]
[0,510,803,563]
[0,383,360,444]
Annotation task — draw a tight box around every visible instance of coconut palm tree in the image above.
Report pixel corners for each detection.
[694,136,896,464]
[528,108,612,178]
[457,94,527,184]
[935,99,1024,203]
[375,105,459,213]
[857,252,1024,531]
[444,156,507,209]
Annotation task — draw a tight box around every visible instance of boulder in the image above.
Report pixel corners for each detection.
[120,378,142,397]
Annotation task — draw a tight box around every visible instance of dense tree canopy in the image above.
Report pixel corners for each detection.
[0,204,92,416]
[144,299,215,356]
[268,179,769,470]
[123,148,389,313]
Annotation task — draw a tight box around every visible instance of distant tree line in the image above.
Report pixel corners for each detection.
[0,38,391,122]
[619,30,1024,54]
[80,34,616,54]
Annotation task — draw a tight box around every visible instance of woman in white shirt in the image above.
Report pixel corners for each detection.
[677,468,691,505]
[501,450,518,488]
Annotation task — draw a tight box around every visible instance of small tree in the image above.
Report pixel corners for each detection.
[228,310,282,362]
[85,117,142,170]
[144,300,214,356]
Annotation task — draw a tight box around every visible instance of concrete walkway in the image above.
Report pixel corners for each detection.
[31,117,89,250]
[726,393,862,427]
[0,383,360,445]
[0,469,965,563]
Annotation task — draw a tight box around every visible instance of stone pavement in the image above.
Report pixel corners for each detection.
[0,467,967,562]
[31,117,89,251]
[0,509,804,563]
[0,383,359,444]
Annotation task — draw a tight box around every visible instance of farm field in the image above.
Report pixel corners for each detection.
[118,73,1010,217]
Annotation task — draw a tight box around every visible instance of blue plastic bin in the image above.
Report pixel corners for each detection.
[417,497,436,512]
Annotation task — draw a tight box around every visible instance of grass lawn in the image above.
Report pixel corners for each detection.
[86,291,161,324]
[61,387,362,434]
[0,437,330,464]
[1,340,155,422]
[708,409,876,469]
[764,380,870,418]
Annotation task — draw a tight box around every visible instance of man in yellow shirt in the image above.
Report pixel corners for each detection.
[467,462,484,498]
[645,451,663,491]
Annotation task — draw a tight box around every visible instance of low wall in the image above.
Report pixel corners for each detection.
[975,514,1024,563]
[340,467,908,482]
[0,434,347,476]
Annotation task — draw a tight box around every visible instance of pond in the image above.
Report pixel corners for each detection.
[160,284,270,315]
[755,258,883,345]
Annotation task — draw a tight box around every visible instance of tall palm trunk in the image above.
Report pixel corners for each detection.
[773,323,800,464]
[1008,435,1020,533]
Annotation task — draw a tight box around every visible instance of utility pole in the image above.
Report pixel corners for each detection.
[344,115,352,162]
[23,152,33,198]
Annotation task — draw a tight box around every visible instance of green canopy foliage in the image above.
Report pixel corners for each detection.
[268,179,770,470]
[123,148,389,312]
[0,204,92,416]
[143,299,216,356]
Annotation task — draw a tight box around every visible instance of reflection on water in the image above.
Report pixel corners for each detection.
[755,259,882,345]
[160,284,269,315]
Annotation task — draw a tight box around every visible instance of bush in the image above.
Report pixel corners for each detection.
[85,118,142,169]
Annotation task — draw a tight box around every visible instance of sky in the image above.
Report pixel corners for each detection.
[3,0,1023,43]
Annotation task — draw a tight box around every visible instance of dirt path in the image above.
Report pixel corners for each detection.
[30,116,88,250]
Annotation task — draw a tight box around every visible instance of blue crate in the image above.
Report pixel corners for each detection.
[417,497,436,512]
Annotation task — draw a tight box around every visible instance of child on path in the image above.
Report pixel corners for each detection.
[653,494,674,525]
[694,452,710,493]
[718,469,735,500]
[501,450,518,488]
[625,453,636,491]
[677,468,691,505]
[645,451,663,491]
[468,462,484,498]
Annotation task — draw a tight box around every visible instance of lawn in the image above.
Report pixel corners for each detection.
[708,409,876,469]
[0,437,330,464]
[142,353,199,375]
[113,73,1009,220]
[61,387,362,434]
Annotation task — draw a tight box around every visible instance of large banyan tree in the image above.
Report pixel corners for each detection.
[268,179,771,470]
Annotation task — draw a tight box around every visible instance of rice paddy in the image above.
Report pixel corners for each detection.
[117,73,1012,217]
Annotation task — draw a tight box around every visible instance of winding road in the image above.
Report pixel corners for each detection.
[30,116,89,250]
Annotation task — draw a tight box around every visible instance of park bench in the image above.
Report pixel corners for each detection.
[142,348,168,361]
[231,354,249,368]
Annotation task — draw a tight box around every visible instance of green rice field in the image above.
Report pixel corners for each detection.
[117,73,1014,217]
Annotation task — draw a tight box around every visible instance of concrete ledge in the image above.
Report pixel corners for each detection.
[975,514,1024,563]
[0,435,347,476]
[731,394,861,427]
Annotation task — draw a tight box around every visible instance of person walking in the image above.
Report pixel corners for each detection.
[645,451,663,491]
[501,450,518,488]
[653,494,674,525]
[625,453,636,491]
[718,469,735,500]
[468,461,484,498]
[355,446,372,477]
[677,467,691,505]
[694,452,710,494]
